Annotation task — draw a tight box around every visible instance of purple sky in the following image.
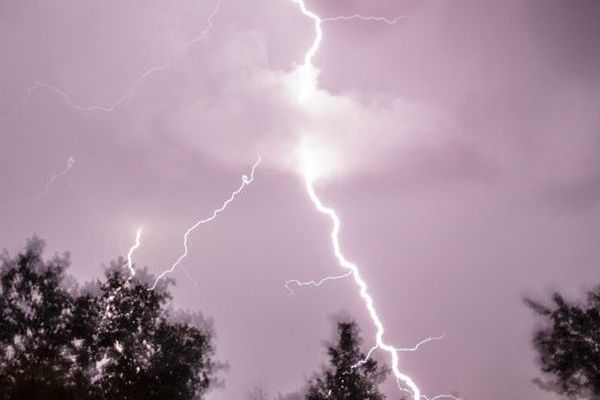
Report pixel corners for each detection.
[1,0,600,399]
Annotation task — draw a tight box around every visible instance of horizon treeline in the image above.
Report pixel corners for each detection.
[2,237,599,400]
[0,237,392,400]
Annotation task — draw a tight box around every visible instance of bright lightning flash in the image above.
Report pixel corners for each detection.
[150,155,261,289]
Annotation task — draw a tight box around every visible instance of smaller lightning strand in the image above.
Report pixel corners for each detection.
[1,155,76,208]
[396,333,445,352]
[422,395,461,400]
[126,228,143,277]
[284,270,352,296]
[100,228,143,327]
[399,387,462,400]
[34,156,76,202]
[3,83,130,120]
[150,155,261,290]
[321,14,407,24]
[1,0,221,121]
[356,334,446,368]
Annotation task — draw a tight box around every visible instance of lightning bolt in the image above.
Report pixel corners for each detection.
[290,1,458,399]
[150,155,261,290]
[302,172,424,400]
[1,0,221,121]
[126,228,143,277]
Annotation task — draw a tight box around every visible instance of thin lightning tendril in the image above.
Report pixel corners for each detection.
[321,14,407,24]
[34,156,76,203]
[150,155,261,290]
[284,270,352,296]
[1,0,221,121]
[396,333,446,353]
[355,334,446,370]
[291,1,458,399]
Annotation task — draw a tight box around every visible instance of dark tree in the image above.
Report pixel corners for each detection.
[0,237,82,400]
[0,237,220,400]
[526,289,600,399]
[75,267,219,400]
[306,320,389,400]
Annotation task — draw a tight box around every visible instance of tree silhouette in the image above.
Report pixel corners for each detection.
[526,288,600,399]
[0,237,219,400]
[305,320,389,400]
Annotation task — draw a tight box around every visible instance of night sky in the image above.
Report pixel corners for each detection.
[1,0,600,399]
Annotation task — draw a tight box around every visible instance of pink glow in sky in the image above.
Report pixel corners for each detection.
[1,0,600,399]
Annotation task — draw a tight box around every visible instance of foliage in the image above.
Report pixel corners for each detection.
[0,237,80,399]
[305,320,389,400]
[526,289,600,399]
[0,237,219,400]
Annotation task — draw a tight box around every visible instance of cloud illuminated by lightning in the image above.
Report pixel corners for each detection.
[150,155,261,290]
[0,0,221,121]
